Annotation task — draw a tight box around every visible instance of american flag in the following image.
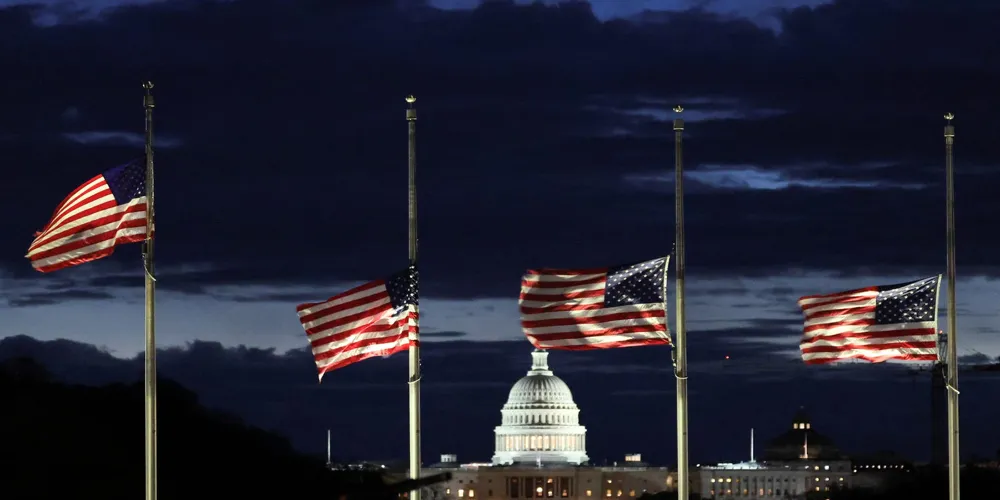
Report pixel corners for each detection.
[519,256,671,350]
[797,276,941,364]
[296,266,418,380]
[26,160,148,273]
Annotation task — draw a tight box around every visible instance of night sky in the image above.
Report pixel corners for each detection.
[2,0,1000,466]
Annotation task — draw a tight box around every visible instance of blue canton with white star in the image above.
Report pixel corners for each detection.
[103,159,147,205]
[386,265,419,310]
[604,257,667,307]
[875,276,939,324]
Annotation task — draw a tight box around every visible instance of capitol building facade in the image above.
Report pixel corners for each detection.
[418,349,674,500]
[491,349,589,466]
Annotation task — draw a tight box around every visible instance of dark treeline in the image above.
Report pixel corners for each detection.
[813,466,1000,500]
[637,465,1000,500]
[0,357,422,499]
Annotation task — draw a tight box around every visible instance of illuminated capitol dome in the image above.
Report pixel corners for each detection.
[492,349,589,465]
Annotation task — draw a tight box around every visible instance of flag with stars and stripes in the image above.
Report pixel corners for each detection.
[519,256,671,350]
[26,160,148,273]
[296,266,418,380]
[797,276,941,365]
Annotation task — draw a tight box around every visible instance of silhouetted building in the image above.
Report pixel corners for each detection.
[849,452,913,491]
[694,410,852,499]
[762,407,844,461]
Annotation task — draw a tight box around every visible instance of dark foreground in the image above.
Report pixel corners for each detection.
[0,357,432,499]
[3,356,999,500]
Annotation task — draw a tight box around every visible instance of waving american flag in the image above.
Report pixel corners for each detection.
[26,160,148,273]
[519,256,671,350]
[797,276,941,364]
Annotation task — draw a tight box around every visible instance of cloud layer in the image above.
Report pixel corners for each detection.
[4,334,1000,465]
[1,0,999,297]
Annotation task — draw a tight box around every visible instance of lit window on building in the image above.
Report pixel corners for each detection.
[469,490,475,498]
[458,490,465,498]
[617,490,622,497]
[605,490,611,497]
[586,491,592,497]
[629,490,635,497]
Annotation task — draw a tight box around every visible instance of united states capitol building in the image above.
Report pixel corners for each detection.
[404,350,899,500]
[417,349,675,500]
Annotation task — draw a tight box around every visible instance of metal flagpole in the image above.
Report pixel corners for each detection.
[142,81,158,500]
[406,95,422,500]
[944,113,960,500]
[672,105,689,500]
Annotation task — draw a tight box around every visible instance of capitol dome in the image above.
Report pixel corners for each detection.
[492,349,589,466]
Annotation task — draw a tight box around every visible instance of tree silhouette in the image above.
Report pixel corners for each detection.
[0,357,426,499]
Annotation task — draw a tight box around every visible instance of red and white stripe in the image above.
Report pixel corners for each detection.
[26,174,147,273]
[297,280,417,381]
[797,287,938,365]
[519,267,670,351]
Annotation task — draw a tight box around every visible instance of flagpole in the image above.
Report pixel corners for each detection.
[672,105,689,500]
[142,81,158,500]
[406,95,422,500]
[944,113,959,500]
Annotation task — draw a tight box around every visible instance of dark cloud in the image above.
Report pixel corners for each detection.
[3,0,1000,299]
[958,352,1000,366]
[3,288,116,307]
[5,332,1000,465]
[421,330,469,339]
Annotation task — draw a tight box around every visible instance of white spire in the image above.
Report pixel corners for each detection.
[750,428,755,463]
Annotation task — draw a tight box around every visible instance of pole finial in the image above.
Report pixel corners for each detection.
[673,105,684,113]
[406,95,417,104]
[944,113,954,122]
[143,81,154,91]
